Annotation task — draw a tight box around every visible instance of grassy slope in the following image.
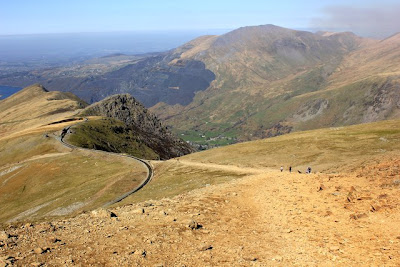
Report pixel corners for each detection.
[0,132,147,223]
[0,84,86,139]
[118,160,246,206]
[66,118,159,160]
[118,119,400,206]
[182,119,400,172]
[0,85,150,224]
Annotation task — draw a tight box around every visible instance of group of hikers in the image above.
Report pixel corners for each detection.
[280,166,311,174]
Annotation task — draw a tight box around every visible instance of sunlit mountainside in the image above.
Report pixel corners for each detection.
[1,25,399,149]
[0,84,190,223]
[0,22,400,265]
[1,84,399,264]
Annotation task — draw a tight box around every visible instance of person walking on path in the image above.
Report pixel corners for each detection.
[280,166,284,172]
[289,166,292,173]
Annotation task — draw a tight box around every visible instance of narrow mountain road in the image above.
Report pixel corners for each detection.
[58,121,154,207]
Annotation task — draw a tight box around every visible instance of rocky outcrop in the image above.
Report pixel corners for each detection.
[81,94,194,159]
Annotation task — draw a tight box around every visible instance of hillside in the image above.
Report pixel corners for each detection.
[0,85,153,223]
[0,85,192,224]
[150,26,400,146]
[1,119,399,266]
[1,25,400,148]
[0,84,87,139]
[74,94,194,159]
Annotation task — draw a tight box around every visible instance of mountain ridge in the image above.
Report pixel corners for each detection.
[77,94,194,159]
[1,24,399,147]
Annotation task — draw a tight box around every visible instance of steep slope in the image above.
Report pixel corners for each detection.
[153,25,379,143]
[0,84,87,139]
[180,25,368,90]
[77,94,194,159]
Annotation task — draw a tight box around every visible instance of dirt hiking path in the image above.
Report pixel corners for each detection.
[1,160,399,266]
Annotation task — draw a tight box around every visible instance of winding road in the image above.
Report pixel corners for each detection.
[58,121,154,207]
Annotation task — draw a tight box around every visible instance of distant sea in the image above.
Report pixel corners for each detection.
[0,85,22,100]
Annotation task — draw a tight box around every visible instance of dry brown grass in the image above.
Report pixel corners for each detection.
[0,84,85,140]
[179,119,400,173]
[0,85,150,223]
[0,131,147,223]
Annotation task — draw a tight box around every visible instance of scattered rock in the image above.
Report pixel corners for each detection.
[324,211,333,216]
[0,231,9,240]
[0,256,16,265]
[284,229,292,233]
[370,205,381,212]
[350,213,368,220]
[318,184,326,191]
[33,247,44,254]
[132,208,145,214]
[143,203,154,207]
[346,192,354,202]
[349,186,357,192]
[244,256,258,261]
[329,246,340,251]
[31,262,43,267]
[188,220,202,230]
[110,212,118,218]
[357,196,372,200]
[199,244,213,251]
[48,237,61,243]
[91,209,110,218]
[272,256,283,261]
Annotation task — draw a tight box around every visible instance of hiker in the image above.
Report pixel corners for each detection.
[289,166,292,173]
[280,166,283,172]
[306,167,311,174]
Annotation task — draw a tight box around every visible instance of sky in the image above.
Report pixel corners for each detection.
[1,0,399,38]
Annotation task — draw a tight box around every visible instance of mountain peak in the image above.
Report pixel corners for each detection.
[81,94,194,159]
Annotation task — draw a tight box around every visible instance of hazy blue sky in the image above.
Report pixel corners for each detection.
[1,0,399,37]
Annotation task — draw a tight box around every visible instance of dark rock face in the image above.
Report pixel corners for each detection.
[81,94,194,159]
[102,57,216,107]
